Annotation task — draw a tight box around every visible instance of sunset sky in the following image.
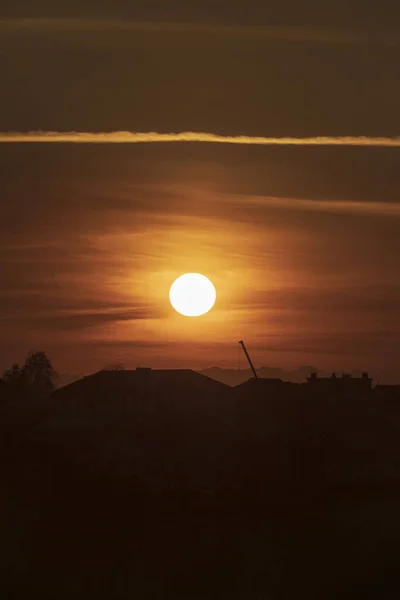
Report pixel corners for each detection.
[0,2,399,380]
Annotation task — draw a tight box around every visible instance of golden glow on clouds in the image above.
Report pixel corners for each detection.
[1,180,399,372]
[1,131,400,147]
[234,195,400,217]
[76,216,256,353]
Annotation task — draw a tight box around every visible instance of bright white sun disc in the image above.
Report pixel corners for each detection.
[169,273,216,317]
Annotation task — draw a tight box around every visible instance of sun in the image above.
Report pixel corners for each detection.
[169,273,216,317]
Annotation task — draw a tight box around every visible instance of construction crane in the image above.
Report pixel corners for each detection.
[238,340,258,379]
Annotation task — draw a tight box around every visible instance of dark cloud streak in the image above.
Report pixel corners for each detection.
[5,308,154,331]
[1,19,399,47]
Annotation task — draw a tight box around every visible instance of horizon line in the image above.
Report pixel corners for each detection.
[1,131,400,147]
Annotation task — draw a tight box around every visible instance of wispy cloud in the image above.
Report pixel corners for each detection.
[227,194,400,217]
[0,19,398,47]
[1,131,400,147]
[7,308,153,331]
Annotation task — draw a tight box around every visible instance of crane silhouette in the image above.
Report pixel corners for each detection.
[238,340,258,379]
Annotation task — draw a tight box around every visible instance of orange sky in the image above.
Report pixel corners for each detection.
[1,143,399,380]
[0,16,399,381]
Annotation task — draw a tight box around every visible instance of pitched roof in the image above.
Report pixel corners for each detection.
[47,369,231,425]
[53,368,229,398]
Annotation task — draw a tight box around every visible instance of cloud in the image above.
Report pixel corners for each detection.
[1,131,400,147]
[254,331,400,357]
[3,307,154,332]
[222,194,400,217]
[0,19,398,47]
[30,308,152,331]
[77,332,400,359]
[234,285,400,313]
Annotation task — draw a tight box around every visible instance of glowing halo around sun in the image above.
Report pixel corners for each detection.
[169,273,216,317]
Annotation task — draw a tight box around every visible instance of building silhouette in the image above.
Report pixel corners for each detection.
[306,372,373,398]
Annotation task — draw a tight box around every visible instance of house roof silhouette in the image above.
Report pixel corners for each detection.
[54,368,229,396]
[48,368,231,426]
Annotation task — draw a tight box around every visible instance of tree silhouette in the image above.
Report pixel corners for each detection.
[2,352,57,400]
[23,351,57,396]
[3,363,24,385]
[2,363,28,400]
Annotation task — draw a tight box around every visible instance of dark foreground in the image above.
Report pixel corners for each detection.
[1,374,400,599]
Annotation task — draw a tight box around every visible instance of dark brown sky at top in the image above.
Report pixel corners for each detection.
[2,0,400,26]
[0,1,399,380]
[0,19,399,136]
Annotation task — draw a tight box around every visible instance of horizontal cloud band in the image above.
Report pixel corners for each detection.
[0,20,399,47]
[1,132,400,147]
